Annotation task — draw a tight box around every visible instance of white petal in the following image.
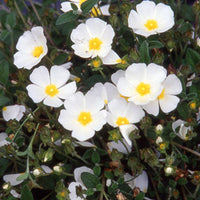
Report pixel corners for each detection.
[29,66,50,87]
[15,105,26,121]
[26,84,46,103]
[50,65,70,88]
[3,174,23,186]
[74,166,93,184]
[134,171,148,193]
[72,125,95,141]
[90,110,107,131]
[71,43,92,58]
[119,124,138,146]
[61,2,72,12]
[125,102,145,123]
[143,100,159,116]
[117,77,134,98]
[159,94,180,113]
[85,92,104,114]
[101,50,120,65]
[107,138,132,154]
[100,5,110,16]
[68,182,86,200]
[41,165,53,173]
[2,105,20,121]
[100,24,114,44]
[43,96,63,107]
[13,51,39,70]
[146,63,167,83]
[0,132,10,147]
[163,74,182,95]
[172,119,185,134]
[104,82,119,102]
[111,69,125,85]
[124,173,135,189]
[57,81,77,99]
[86,18,107,38]
[75,141,96,148]
[10,190,21,198]
[136,1,156,19]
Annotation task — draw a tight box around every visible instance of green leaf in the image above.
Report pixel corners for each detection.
[0,94,10,106]
[148,41,164,49]
[139,40,150,64]
[135,192,145,200]
[93,166,101,176]
[0,60,9,85]
[177,178,188,185]
[16,172,29,181]
[21,185,34,200]
[6,12,16,29]
[81,0,98,14]
[0,158,9,177]
[185,48,200,72]
[91,151,100,163]
[56,11,78,25]
[81,172,100,188]
[0,30,10,40]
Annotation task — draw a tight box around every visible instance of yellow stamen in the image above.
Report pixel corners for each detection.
[190,102,196,109]
[136,82,151,96]
[45,84,59,97]
[104,100,108,104]
[120,94,129,101]
[75,77,81,83]
[32,46,43,58]
[116,59,126,64]
[2,107,7,111]
[116,117,129,126]
[77,112,93,126]
[89,37,103,51]
[145,19,158,31]
[158,89,165,99]
[92,60,101,68]
[159,143,166,150]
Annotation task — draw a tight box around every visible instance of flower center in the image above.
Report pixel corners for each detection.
[158,89,165,99]
[145,19,158,31]
[45,84,59,97]
[89,37,103,51]
[77,112,93,126]
[116,117,129,126]
[32,46,44,58]
[136,82,151,96]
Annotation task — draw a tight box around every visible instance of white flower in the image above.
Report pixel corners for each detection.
[107,138,132,154]
[68,166,93,200]
[58,91,107,141]
[2,105,25,121]
[61,1,110,16]
[107,98,144,145]
[172,119,192,140]
[117,63,167,105]
[128,1,174,37]
[26,65,77,107]
[70,18,120,65]
[124,171,148,193]
[3,174,23,186]
[0,133,10,147]
[14,26,48,69]
[143,74,182,116]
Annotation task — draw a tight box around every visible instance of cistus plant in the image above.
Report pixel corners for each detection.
[0,0,200,199]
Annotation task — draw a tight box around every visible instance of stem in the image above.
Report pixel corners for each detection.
[13,107,40,142]
[172,142,200,157]
[99,70,106,80]
[14,0,29,30]
[28,0,42,25]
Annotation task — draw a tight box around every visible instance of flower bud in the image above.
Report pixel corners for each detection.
[155,124,163,135]
[165,166,175,176]
[33,168,42,176]
[156,136,163,145]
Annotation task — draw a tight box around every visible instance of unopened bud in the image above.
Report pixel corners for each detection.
[33,168,42,176]
[156,136,163,145]
[155,124,163,134]
[165,166,174,176]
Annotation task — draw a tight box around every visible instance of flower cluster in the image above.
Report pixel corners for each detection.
[1,0,200,199]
